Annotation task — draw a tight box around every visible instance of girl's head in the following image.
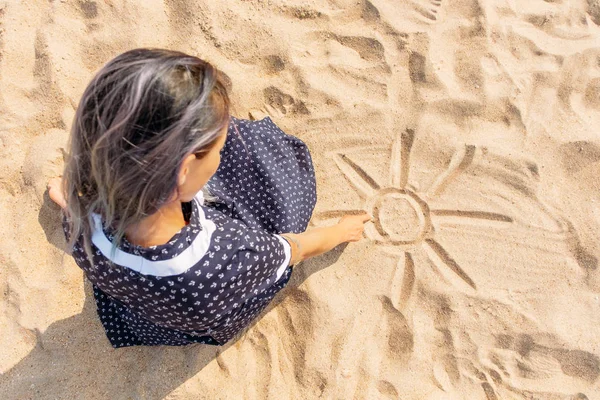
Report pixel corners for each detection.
[63,48,230,259]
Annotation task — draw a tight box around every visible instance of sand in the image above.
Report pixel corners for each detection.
[1,0,600,398]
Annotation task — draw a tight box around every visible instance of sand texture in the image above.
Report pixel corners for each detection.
[2,0,600,398]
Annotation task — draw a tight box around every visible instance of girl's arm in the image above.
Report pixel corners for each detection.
[280,213,371,265]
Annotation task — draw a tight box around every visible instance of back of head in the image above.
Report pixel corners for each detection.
[63,48,230,263]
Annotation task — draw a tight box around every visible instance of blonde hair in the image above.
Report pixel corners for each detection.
[62,48,230,266]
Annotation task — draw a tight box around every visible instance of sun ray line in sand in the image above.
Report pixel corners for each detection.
[426,144,476,199]
[430,209,514,223]
[390,128,416,189]
[311,209,369,222]
[423,238,477,290]
[333,153,380,198]
[398,252,416,310]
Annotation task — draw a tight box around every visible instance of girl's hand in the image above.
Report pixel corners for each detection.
[47,176,67,210]
[281,212,371,263]
[336,213,371,243]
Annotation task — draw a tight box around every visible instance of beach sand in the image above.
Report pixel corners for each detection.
[1,0,600,398]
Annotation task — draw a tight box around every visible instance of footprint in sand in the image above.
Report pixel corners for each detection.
[482,333,599,397]
[408,0,444,22]
[289,30,391,108]
[367,0,446,26]
[275,5,327,21]
[589,0,600,25]
[79,1,98,19]
[263,86,310,116]
[583,77,600,110]
[299,30,389,69]
[261,55,286,75]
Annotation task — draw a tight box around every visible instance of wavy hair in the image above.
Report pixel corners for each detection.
[62,48,230,266]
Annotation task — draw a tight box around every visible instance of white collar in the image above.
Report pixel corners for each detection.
[89,192,215,276]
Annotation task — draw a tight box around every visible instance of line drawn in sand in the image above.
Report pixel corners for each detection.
[314,129,516,308]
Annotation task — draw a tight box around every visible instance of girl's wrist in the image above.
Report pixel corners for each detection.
[330,224,347,245]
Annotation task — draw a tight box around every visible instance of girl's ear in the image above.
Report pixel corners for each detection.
[178,153,197,186]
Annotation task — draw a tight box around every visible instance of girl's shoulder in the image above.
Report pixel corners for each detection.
[199,204,252,242]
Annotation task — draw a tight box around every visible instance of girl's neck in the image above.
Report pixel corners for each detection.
[124,200,187,247]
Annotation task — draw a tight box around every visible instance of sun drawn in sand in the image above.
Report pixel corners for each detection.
[316,129,515,307]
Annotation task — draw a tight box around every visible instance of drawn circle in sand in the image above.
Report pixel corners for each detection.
[367,188,431,245]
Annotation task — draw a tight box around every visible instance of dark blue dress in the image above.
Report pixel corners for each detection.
[63,117,317,348]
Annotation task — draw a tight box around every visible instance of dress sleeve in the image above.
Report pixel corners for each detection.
[235,227,292,287]
[272,235,293,281]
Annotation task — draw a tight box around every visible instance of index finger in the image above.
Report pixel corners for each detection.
[358,212,372,222]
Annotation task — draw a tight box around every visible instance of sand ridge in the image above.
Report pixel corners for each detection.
[1,0,600,398]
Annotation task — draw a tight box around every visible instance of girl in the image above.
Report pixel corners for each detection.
[47,49,370,348]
